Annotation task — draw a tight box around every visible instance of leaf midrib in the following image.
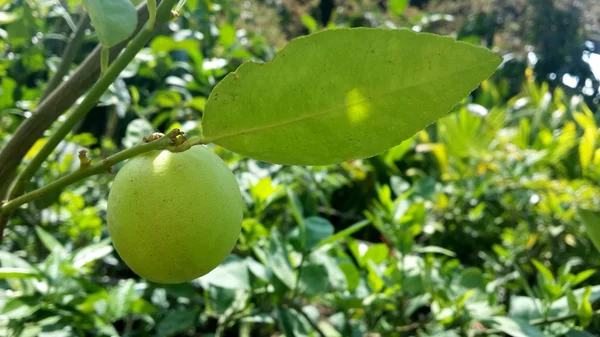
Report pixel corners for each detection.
[203,58,499,143]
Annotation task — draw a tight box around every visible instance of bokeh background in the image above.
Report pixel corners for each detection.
[1,0,600,336]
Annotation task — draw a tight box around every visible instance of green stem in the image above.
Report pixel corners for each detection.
[1,135,176,215]
[7,0,179,203]
[100,47,109,76]
[147,0,157,29]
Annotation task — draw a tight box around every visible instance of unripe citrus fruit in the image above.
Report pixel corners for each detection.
[107,146,243,284]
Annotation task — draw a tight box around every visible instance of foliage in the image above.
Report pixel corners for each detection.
[1,0,600,337]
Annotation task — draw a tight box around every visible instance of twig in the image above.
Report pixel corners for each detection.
[395,321,425,333]
[40,14,90,102]
[0,130,189,216]
[0,0,180,240]
[8,0,178,200]
[0,0,180,239]
[0,4,151,198]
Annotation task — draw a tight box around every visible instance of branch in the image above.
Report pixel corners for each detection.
[0,0,180,237]
[0,3,151,198]
[39,14,90,102]
[0,130,188,215]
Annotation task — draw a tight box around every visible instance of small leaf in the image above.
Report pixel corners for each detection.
[35,226,66,255]
[200,255,250,290]
[72,239,113,268]
[301,15,318,33]
[492,316,545,337]
[208,286,236,314]
[317,219,370,247]
[531,259,555,284]
[362,244,389,265]
[579,128,597,174]
[566,329,597,337]
[415,245,456,257]
[297,264,329,296]
[277,305,296,337]
[156,308,198,337]
[577,208,600,253]
[454,267,485,293]
[579,287,593,327]
[388,0,408,16]
[287,188,304,227]
[303,217,334,251]
[122,118,154,148]
[1,296,41,319]
[0,267,39,279]
[83,0,138,48]
[266,229,296,289]
[573,270,596,287]
[108,279,137,321]
[203,28,501,165]
[0,251,35,269]
[338,261,360,291]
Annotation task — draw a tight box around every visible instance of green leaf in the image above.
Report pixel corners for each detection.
[317,219,370,247]
[579,128,596,174]
[277,306,312,337]
[1,296,41,319]
[388,0,408,16]
[108,279,137,321]
[531,259,555,284]
[491,317,545,337]
[287,188,304,227]
[266,229,296,289]
[578,208,600,252]
[362,244,389,265]
[72,239,113,268]
[203,28,500,165]
[338,260,360,291]
[0,251,35,269]
[277,305,296,337]
[573,270,596,287]
[156,308,198,337]
[0,12,17,24]
[579,286,593,327]
[35,226,67,255]
[566,330,597,337]
[454,267,485,294]
[83,0,138,48]
[301,15,318,33]
[123,118,154,148]
[414,245,456,257]
[297,264,329,296]
[199,255,250,290]
[303,217,334,251]
[208,286,236,314]
[0,267,39,279]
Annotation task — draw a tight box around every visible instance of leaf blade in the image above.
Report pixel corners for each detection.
[83,0,138,48]
[203,28,501,165]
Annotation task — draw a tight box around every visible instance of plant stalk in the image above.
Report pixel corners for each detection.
[0,131,195,215]
[0,0,179,238]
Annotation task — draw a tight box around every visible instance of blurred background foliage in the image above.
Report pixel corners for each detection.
[1,0,600,336]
